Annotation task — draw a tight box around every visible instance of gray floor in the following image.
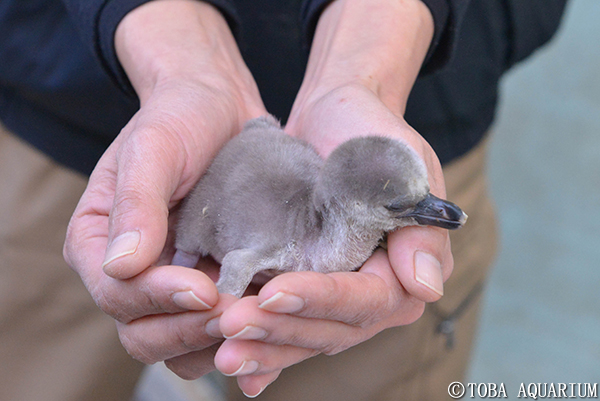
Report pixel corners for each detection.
[468,0,600,391]
[135,1,600,399]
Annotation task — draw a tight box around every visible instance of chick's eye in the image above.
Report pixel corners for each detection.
[385,202,409,213]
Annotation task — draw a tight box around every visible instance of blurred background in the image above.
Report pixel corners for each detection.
[467,0,600,390]
[134,1,600,399]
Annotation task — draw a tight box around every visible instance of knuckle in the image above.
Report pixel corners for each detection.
[173,323,209,351]
[321,341,351,356]
[62,218,88,272]
[344,310,377,328]
[139,284,167,314]
[118,330,159,365]
[62,244,73,269]
[139,276,181,315]
[111,188,153,219]
[126,347,157,365]
[313,275,351,319]
[90,285,115,315]
[110,186,169,233]
[404,300,426,325]
[319,330,361,356]
[164,359,203,381]
[389,298,426,327]
[92,285,135,323]
[62,229,74,268]
[347,301,388,328]
[343,278,392,328]
[164,347,218,381]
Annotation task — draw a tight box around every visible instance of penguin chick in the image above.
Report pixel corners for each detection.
[172,115,467,297]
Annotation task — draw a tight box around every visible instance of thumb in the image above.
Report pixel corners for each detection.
[101,131,185,279]
[387,225,454,303]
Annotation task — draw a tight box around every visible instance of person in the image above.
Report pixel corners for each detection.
[0,0,567,400]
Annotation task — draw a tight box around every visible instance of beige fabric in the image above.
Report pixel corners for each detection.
[0,124,144,401]
[226,137,498,401]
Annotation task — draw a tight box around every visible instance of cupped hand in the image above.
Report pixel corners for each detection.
[63,0,266,378]
[287,83,453,298]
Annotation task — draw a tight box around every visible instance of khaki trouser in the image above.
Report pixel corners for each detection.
[0,125,144,401]
[0,122,496,401]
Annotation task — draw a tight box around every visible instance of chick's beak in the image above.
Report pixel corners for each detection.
[407,193,467,230]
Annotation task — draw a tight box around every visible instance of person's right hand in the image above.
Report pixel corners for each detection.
[63,0,266,378]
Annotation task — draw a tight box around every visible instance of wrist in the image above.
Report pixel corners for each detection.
[293,0,433,116]
[115,0,263,120]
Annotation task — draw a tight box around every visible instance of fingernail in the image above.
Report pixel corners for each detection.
[205,317,223,339]
[243,375,278,398]
[172,290,212,310]
[102,231,140,271]
[414,251,444,296]
[244,385,267,398]
[223,360,259,377]
[224,325,268,340]
[259,292,305,313]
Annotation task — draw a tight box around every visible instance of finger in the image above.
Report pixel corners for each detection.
[64,153,120,273]
[236,370,282,398]
[117,294,236,364]
[215,338,316,378]
[387,225,453,302]
[164,344,221,380]
[101,124,188,279]
[256,249,424,328]
[64,157,223,322]
[220,286,424,356]
[89,263,220,323]
[219,296,371,355]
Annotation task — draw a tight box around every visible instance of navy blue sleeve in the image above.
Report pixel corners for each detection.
[60,0,239,96]
[504,0,568,68]
[301,0,470,74]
